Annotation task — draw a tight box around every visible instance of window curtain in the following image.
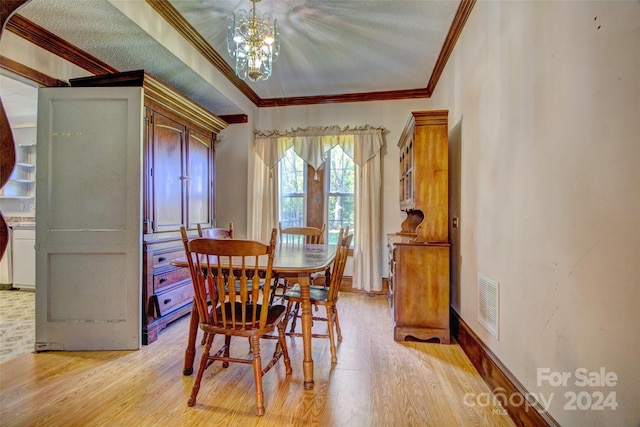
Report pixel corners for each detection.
[251,125,385,292]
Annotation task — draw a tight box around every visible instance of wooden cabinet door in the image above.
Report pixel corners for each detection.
[151,112,185,232]
[186,129,213,229]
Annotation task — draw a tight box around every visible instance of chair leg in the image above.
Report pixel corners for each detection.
[223,335,231,368]
[277,320,293,374]
[333,305,343,342]
[250,335,265,416]
[188,331,214,407]
[289,301,300,333]
[269,278,288,305]
[283,299,295,333]
[326,306,338,364]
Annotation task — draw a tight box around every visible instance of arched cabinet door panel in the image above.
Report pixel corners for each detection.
[150,111,186,233]
[186,128,214,230]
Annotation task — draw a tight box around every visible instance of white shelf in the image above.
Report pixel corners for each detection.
[16,162,35,168]
[0,196,33,200]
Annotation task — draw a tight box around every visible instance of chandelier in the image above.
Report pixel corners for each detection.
[227,0,280,82]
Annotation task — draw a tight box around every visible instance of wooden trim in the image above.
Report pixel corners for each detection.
[5,1,475,108]
[451,310,561,427]
[145,0,260,107]
[259,88,431,108]
[0,56,67,87]
[6,14,118,76]
[219,114,248,124]
[0,0,30,262]
[338,277,389,295]
[144,0,471,108]
[1,0,29,32]
[426,0,476,95]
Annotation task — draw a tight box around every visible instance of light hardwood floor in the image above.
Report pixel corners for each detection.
[0,293,515,426]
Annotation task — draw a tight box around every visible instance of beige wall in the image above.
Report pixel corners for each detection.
[251,2,640,425]
[232,3,640,424]
[430,1,639,425]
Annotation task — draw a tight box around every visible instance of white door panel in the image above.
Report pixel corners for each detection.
[36,87,142,351]
[12,228,35,289]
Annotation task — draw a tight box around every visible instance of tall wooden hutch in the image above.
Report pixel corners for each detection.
[388,110,450,343]
[70,71,227,344]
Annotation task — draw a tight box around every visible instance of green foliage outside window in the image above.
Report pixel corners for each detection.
[279,147,306,228]
[327,145,354,245]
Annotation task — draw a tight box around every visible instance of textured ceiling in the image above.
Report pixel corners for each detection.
[11,0,462,117]
[170,0,460,99]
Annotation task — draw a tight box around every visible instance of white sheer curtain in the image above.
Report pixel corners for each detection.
[251,125,385,291]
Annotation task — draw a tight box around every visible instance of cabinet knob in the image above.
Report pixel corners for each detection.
[159,278,167,284]
[163,298,172,305]
[157,257,166,262]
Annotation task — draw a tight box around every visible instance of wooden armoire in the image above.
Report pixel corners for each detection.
[70,71,228,344]
[387,110,450,343]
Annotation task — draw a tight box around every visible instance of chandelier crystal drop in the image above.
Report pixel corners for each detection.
[227,0,280,82]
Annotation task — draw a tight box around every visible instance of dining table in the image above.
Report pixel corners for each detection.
[172,242,337,390]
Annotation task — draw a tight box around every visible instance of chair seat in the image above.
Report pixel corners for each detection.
[283,283,329,303]
[205,302,287,332]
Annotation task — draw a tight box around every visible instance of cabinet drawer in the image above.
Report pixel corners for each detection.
[155,283,194,317]
[154,267,191,292]
[152,249,185,270]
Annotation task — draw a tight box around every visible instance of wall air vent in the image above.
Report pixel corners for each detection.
[478,273,499,339]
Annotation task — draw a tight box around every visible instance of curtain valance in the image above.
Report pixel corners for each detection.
[254,125,385,170]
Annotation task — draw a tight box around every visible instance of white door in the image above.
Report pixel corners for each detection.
[35,87,143,350]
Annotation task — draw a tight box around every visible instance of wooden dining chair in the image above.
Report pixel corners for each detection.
[270,222,326,305]
[311,225,350,288]
[187,224,234,346]
[197,222,234,238]
[283,228,353,363]
[182,227,292,416]
[278,222,325,245]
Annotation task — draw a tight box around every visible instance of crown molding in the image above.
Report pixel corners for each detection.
[259,87,431,108]
[218,114,248,124]
[146,0,260,107]
[0,55,68,87]
[426,0,476,95]
[6,14,117,76]
[6,0,476,109]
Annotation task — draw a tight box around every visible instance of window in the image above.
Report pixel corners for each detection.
[326,145,354,245]
[278,145,354,245]
[278,147,306,228]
